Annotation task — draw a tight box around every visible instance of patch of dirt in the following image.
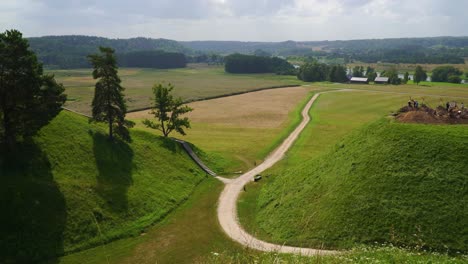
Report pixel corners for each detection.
[396,105,468,124]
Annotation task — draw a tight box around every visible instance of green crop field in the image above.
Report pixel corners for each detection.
[0,111,210,263]
[50,64,303,115]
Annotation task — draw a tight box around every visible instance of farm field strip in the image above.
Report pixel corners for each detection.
[127,86,314,174]
[51,65,303,115]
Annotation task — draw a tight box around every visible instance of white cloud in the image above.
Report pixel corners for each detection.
[0,0,467,41]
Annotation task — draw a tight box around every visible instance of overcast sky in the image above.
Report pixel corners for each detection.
[1,0,467,41]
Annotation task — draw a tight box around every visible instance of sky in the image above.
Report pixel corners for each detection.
[1,0,467,41]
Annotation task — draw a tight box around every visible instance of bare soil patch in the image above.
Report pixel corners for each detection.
[396,105,468,124]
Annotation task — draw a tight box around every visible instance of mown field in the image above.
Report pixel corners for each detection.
[50,64,303,115]
[127,86,317,174]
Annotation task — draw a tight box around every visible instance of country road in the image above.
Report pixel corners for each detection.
[216,91,339,256]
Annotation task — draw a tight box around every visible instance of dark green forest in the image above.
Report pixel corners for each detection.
[224,54,294,74]
[28,36,189,68]
[27,35,468,69]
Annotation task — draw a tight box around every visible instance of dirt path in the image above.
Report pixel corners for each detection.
[216,91,338,256]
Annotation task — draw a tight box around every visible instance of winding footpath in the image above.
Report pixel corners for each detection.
[216,91,338,256]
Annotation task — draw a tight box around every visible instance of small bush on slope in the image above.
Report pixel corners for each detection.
[256,118,468,253]
[0,111,206,262]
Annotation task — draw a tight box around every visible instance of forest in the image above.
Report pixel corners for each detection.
[224,54,295,74]
[28,35,468,69]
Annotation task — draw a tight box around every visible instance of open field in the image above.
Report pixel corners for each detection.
[238,88,468,254]
[50,64,303,115]
[58,87,468,264]
[128,86,315,174]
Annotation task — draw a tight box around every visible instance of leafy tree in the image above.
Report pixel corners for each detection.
[383,68,401,85]
[297,62,328,82]
[352,66,364,77]
[413,65,427,85]
[89,47,132,141]
[403,72,409,83]
[328,65,348,82]
[366,66,377,81]
[143,83,193,137]
[224,54,294,74]
[0,29,66,147]
[448,75,462,84]
[431,66,463,82]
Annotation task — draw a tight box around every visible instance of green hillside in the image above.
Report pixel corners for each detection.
[255,119,468,253]
[0,111,207,263]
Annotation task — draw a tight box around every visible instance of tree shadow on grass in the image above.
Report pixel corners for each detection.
[92,132,134,213]
[0,141,66,263]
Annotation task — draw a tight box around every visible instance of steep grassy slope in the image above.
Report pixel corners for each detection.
[0,111,207,263]
[255,119,468,252]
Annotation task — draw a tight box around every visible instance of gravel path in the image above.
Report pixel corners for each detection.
[216,91,338,256]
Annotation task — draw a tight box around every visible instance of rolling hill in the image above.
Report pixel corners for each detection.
[255,118,468,253]
[0,111,207,263]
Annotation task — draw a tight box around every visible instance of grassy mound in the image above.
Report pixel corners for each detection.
[256,118,468,252]
[0,111,207,263]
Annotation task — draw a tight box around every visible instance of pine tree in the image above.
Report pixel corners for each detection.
[88,47,131,141]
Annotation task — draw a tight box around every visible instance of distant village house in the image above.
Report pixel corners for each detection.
[350,77,369,84]
[374,77,389,84]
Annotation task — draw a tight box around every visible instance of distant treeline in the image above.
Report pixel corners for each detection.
[297,63,348,82]
[224,54,295,74]
[118,50,186,68]
[331,45,467,64]
[28,35,189,68]
[28,35,468,68]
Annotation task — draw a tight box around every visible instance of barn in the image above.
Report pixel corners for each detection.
[350,77,369,84]
[374,77,389,84]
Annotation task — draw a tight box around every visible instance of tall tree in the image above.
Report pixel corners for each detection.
[352,66,364,77]
[413,65,427,85]
[366,66,377,81]
[0,29,66,147]
[89,47,131,141]
[383,68,401,85]
[142,83,193,137]
[403,72,409,83]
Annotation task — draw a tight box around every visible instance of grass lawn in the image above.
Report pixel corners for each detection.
[51,64,303,115]
[128,87,319,174]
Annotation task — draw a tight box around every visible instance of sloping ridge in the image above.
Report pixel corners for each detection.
[216,91,340,256]
[173,138,217,176]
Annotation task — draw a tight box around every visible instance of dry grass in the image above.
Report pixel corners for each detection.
[128,87,309,128]
[50,65,303,115]
[128,87,311,173]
